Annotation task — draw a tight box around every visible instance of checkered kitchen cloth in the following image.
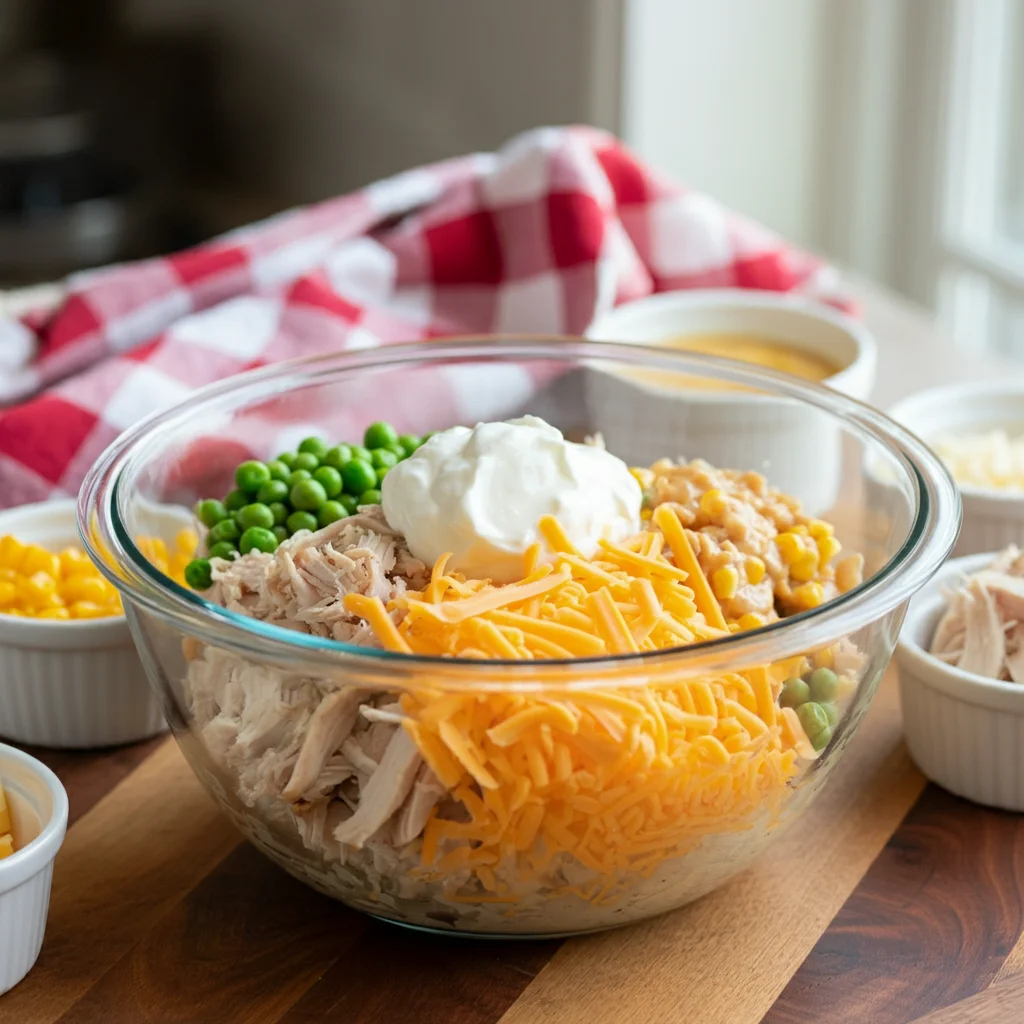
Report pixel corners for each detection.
[0,126,850,507]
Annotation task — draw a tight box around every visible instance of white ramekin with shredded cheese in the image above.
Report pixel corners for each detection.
[890,383,1024,557]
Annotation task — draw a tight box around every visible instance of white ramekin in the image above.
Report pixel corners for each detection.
[0,500,167,748]
[0,741,68,994]
[583,289,877,515]
[896,551,1024,810]
[889,383,1024,557]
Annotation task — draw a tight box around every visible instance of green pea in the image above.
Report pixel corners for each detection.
[323,444,353,470]
[370,448,398,471]
[239,526,279,555]
[235,460,271,494]
[272,525,289,543]
[224,489,248,512]
[194,499,228,528]
[317,501,349,527]
[358,488,382,507]
[339,494,359,514]
[811,724,833,751]
[208,541,237,560]
[287,510,318,535]
[313,466,343,498]
[298,436,329,461]
[276,452,297,469]
[184,558,213,590]
[293,451,320,472]
[796,701,829,741]
[808,667,839,703]
[376,466,390,485]
[397,434,421,457]
[822,702,840,728]
[341,458,377,495]
[266,460,290,483]
[237,503,276,531]
[291,479,328,511]
[208,518,241,544]
[268,501,289,526]
[779,677,811,709]
[256,479,289,504]
[350,444,372,464]
[363,421,399,450]
[287,469,312,487]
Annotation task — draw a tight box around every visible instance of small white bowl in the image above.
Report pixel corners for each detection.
[889,383,1024,557]
[584,289,877,514]
[0,742,68,994]
[896,551,1024,810]
[0,500,167,748]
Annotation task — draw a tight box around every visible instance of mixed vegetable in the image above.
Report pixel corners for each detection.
[0,533,193,620]
[185,422,428,590]
[778,666,842,750]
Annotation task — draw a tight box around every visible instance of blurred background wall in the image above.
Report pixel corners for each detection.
[1,0,1021,356]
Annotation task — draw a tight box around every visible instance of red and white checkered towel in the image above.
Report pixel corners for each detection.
[0,126,849,508]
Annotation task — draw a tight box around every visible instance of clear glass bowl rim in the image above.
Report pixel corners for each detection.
[78,336,962,688]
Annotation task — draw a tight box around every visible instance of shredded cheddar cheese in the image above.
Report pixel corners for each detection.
[342,511,813,906]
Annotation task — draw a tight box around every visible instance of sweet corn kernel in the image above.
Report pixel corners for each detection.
[808,519,834,540]
[813,645,836,669]
[641,508,653,522]
[816,535,842,564]
[36,606,70,620]
[59,547,95,577]
[18,572,60,609]
[711,565,739,601]
[141,537,169,564]
[0,568,16,583]
[745,557,766,585]
[0,581,14,608]
[175,529,199,558]
[791,582,825,609]
[789,552,819,583]
[69,600,107,619]
[21,545,61,579]
[738,612,766,631]
[60,575,112,606]
[776,531,809,564]
[0,536,27,571]
[699,489,727,518]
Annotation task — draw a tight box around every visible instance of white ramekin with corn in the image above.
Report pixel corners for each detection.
[0,499,195,748]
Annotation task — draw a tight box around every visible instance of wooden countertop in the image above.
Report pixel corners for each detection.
[4,280,1024,1024]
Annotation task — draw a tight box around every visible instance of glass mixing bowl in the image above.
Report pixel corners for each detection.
[79,339,959,937]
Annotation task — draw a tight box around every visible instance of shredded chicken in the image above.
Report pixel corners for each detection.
[186,510,443,885]
[930,546,1024,682]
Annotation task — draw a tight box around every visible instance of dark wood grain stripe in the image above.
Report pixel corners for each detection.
[19,735,166,827]
[277,921,559,1024]
[53,844,370,1024]
[764,785,1024,1024]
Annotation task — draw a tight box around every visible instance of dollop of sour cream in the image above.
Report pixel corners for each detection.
[381,416,642,583]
